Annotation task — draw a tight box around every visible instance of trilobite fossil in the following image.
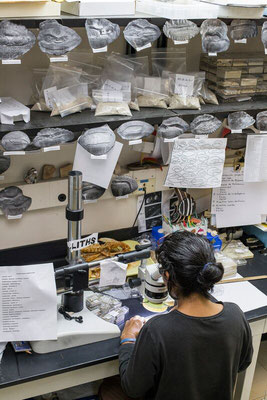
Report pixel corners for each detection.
[200,19,230,53]
[123,19,161,50]
[0,186,32,217]
[32,128,74,148]
[158,117,189,139]
[79,124,115,156]
[82,182,105,201]
[256,111,267,131]
[111,176,138,197]
[0,152,10,174]
[230,20,258,41]
[117,121,154,140]
[1,131,31,151]
[261,21,267,48]
[85,18,120,49]
[190,114,222,135]
[163,20,199,42]
[228,111,255,131]
[0,21,36,60]
[38,20,81,55]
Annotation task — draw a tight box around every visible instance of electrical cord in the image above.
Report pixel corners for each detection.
[222,230,234,251]
[131,187,147,232]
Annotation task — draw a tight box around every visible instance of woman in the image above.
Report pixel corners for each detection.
[100,231,253,400]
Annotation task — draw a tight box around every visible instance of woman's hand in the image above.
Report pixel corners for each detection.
[121,315,146,341]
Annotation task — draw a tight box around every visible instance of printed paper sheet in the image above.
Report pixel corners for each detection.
[244,135,267,182]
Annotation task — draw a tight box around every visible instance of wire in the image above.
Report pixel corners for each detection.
[222,231,233,251]
[132,187,147,230]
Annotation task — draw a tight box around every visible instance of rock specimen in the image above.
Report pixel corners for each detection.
[79,125,115,156]
[256,111,267,131]
[123,19,161,50]
[38,20,81,56]
[111,176,138,197]
[82,182,105,201]
[24,168,38,184]
[117,121,154,141]
[190,114,222,135]
[42,165,56,180]
[59,164,73,178]
[32,128,74,149]
[158,117,189,139]
[261,21,267,49]
[85,18,120,49]
[200,19,230,53]
[0,21,36,60]
[0,186,32,216]
[1,131,30,151]
[0,152,10,174]
[230,20,257,40]
[228,111,255,130]
[163,20,199,42]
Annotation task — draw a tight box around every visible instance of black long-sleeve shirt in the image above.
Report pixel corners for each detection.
[119,302,253,400]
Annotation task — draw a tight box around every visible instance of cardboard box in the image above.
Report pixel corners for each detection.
[0,1,61,17]
[61,0,135,16]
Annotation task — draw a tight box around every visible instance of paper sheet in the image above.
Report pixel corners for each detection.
[213,274,267,313]
[73,142,123,189]
[99,260,127,287]
[164,138,227,188]
[0,263,57,341]
[0,97,30,124]
[244,135,267,182]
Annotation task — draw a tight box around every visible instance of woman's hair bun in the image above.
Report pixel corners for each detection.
[197,261,224,291]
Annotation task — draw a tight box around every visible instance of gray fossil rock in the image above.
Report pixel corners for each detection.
[0,21,36,60]
[261,21,267,48]
[230,20,257,40]
[85,18,120,49]
[32,128,74,148]
[38,20,81,56]
[228,111,255,130]
[1,131,30,151]
[79,124,115,156]
[190,114,222,135]
[200,19,230,53]
[158,117,189,139]
[256,111,267,131]
[123,19,161,50]
[0,152,10,174]
[111,176,138,197]
[0,186,32,216]
[82,182,105,201]
[117,121,154,140]
[24,168,38,184]
[163,20,199,42]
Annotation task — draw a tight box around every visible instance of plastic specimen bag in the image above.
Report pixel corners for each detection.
[52,83,92,117]
[136,76,169,109]
[168,72,205,110]
[151,47,187,78]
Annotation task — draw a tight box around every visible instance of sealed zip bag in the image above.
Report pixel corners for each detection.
[168,72,205,110]
[51,83,92,118]
[136,76,169,109]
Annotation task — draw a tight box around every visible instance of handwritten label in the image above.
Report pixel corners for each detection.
[129,139,142,145]
[92,46,107,53]
[7,214,22,220]
[174,74,194,96]
[231,129,242,134]
[44,86,57,109]
[67,232,98,251]
[84,199,98,204]
[102,79,122,91]
[116,195,129,200]
[234,39,247,44]
[163,138,176,143]
[208,52,217,57]
[3,151,25,156]
[2,59,21,65]
[174,40,188,45]
[91,154,107,160]
[136,42,151,52]
[50,55,68,63]
[43,145,61,152]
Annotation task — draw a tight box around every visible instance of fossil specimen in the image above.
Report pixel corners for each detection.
[0,152,10,174]
[79,124,115,156]
[1,131,30,151]
[32,128,74,148]
[0,186,32,216]
[38,20,81,56]
[261,21,267,48]
[0,21,36,60]
[158,117,189,139]
[230,20,257,40]
[190,114,222,135]
[163,20,199,42]
[256,111,267,131]
[111,176,138,197]
[200,19,230,53]
[226,133,247,149]
[24,168,38,184]
[85,18,120,49]
[228,111,255,131]
[123,19,161,50]
[82,182,105,201]
[117,121,154,140]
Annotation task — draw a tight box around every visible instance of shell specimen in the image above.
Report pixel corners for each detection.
[38,20,81,56]
[117,121,154,140]
[190,114,222,135]
[123,19,161,50]
[228,111,255,130]
[1,131,30,151]
[85,19,120,49]
[163,20,199,42]
[0,152,10,174]
[256,111,267,131]
[32,128,74,148]
[111,176,138,197]
[158,117,189,139]
[261,21,267,48]
[82,182,105,200]
[0,186,32,216]
[200,19,230,53]
[230,20,257,40]
[24,168,38,184]
[0,21,36,60]
[79,124,115,156]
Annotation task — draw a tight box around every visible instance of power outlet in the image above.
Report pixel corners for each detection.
[136,177,156,194]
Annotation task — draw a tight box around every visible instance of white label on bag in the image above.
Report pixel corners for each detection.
[136,42,151,52]
[43,145,61,152]
[3,151,25,156]
[102,80,122,91]
[174,40,188,45]
[2,59,21,64]
[84,199,98,204]
[174,74,194,96]
[208,52,217,57]
[231,129,242,133]
[92,46,107,53]
[129,139,142,145]
[102,91,123,102]
[67,232,98,251]
[7,214,22,220]
[116,195,129,200]
[44,86,57,109]
[50,55,68,62]
[234,39,247,44]
[91,154,107,160]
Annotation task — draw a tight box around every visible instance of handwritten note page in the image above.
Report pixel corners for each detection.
[164,138,227,189]
[244,135,267,182]
[99,261,127,287]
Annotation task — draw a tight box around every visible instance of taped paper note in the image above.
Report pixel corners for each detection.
[244,135,267,182]
[67,232,98,252]
[164,138,227,188]
[99,261,127,287]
